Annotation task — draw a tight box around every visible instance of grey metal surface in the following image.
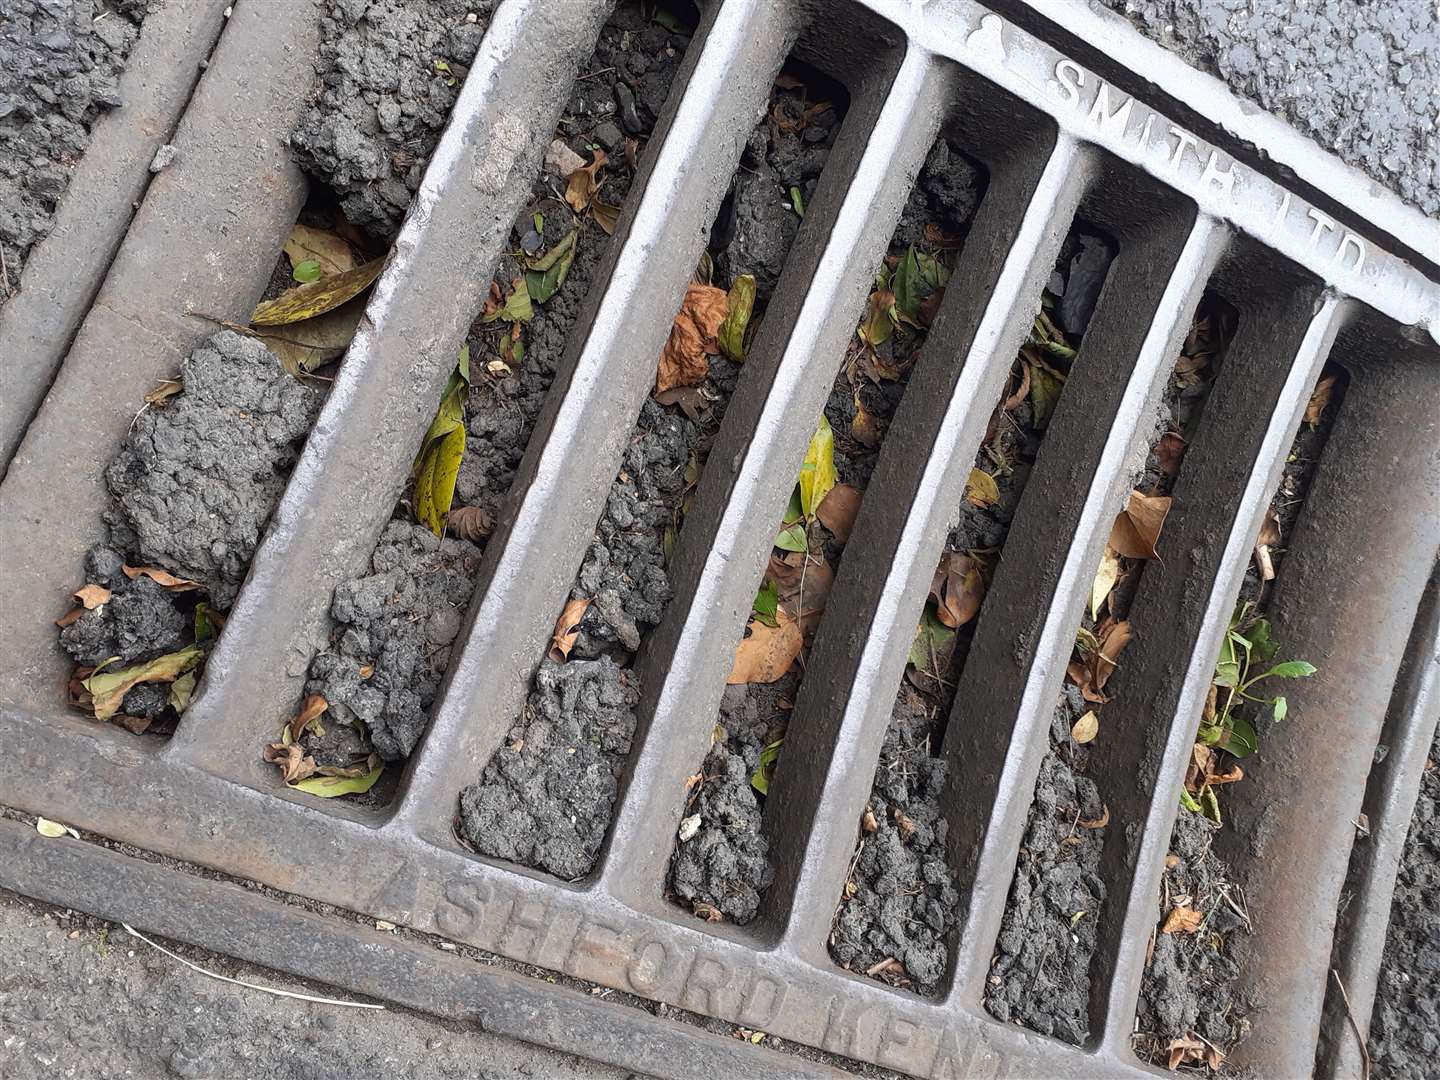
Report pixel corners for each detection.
[1,1,1438,1078]
[0,0,232,473]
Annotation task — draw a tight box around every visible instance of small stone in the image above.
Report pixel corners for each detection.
[520,229,542,255]
[149,144,178,173]
[594,120,625,152]
[614,81,644,135]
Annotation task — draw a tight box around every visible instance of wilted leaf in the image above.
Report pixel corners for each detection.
[1002,363,1031,414]
[592,200,621,235]
[1108,490,1172,561]
[480,276,534,324]
[1023,351,1066,428]
[767,550,834,634]
[83,645,203,721]
[35,817,77,839]
[250,255,385,326]
[930,552,985,629]
[1305,373,1336,426]
[717,274,756,362]
[655,282,728,394]
[857,288,896,347]
[168,669,198,714]
[565,149,607,213]
[908,606,957,676]
[654,384,706,422]
[413,351,470,536]
[448,505,494,542]
[851,391,884,447]
[727,608,803,684]
[144,378,183,407]
[1078,805,1110,829]
[1166,1034,1208,1071]
[816,483,862,543]
[122,565,203,591]
[549,597,592,661]
[1066,619,1133,703]
[798,415,837,520]
[1090,545,1121,619]
[1155,431,1187,479]
[264,741,316,783]
[750,738,783,795]
[256,294,366,375]
[74,584,111,609]
[965,468,1000,509]
[524,228,578,304]
[1161,905,1204,934]
[283,223,357,279]
[286,694,329,743]
[291,763,383,798]
[1071,710,1099,744]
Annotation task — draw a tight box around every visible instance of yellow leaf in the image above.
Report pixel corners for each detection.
[1091,545,1121,619]
[1071,710,1099,744]
[250,255,386,326]
[83,645,204,721]
[35,817,74,838]
[256,295,366,375]
[799,415,837,520]
[415,418,465,536]
[965,467,1000,508]
[291,764,383,798]
[282,223,357,278]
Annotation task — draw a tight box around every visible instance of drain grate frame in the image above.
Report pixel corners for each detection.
[1,1,1438,1079]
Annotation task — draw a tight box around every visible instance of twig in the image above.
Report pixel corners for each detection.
[121,923,386,1009]
[1329,968,1371,1080]
[0,243,12,299]
[576,66,615,81]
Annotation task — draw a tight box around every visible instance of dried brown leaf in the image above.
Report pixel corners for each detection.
[1108,490,1173,561]
[286,694,328,744]
[1305,373,1336,425]
[815,483,862,543]
[282,223,357,278]
[448,505,494,542]
[1071,709,1099,744]
[564,149,607,213]
[548,597,592,662]
[1166,1034,1207,1070]
[144,379,183,407]
[930,552,985,629]
[592,199,621,235]
[263,741,317,784]
[121,564,204,591]
[655,282,728,394]
[1161,905,1204,935]
[1066,618,1134,703]
[965,467,1001,509]
[653,384,706,423]
[727,608,803,685]
[1090,545,1121,620]
[1078,805,1110,829]
[1002,362,1031,413]
[1155,431,1187,480]
[74,584,111,609]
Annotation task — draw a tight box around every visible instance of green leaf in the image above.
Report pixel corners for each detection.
[1025,355,1066,429]
[1217,714,1258,758]
[1248,618,1278,662]
[83,645,204,721]
[893,247,923,326]
[798,415,837,520]
[774,487,807,552]
[908,606,956,674]
[413,352,471,536]
[481,276,535,323]
[1196,721,1222,747]
[1262,660,1317,679]
[915,250,950,290]
[1179,789,1202,814]
[753,579,779,628]
[1272,695,1288,724]
[651,5,691,32]
[194,603,221,643]
[291,259,322,284]
[291,764,383,798]
[1213,659,1241,688]
[524,228,578,304]
[533,212,544,234]
[750,739,784,796]
[717,274,756,362]
[1229,630,1252,654]
[789,186,805,218]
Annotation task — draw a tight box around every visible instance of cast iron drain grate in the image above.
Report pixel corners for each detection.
[2,1,1438,1078]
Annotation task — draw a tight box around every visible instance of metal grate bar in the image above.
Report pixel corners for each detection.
[1093,274,1347,1051]
[0,0,233,470]
[0,0,320,711]
[1222,312,1440,1077]
[1321,566,1440,1078]
[762,133,1092,955]
[389,0,797,835]
[938,207,1226,1002]
[166,0,619,784]
[596,46,952,904]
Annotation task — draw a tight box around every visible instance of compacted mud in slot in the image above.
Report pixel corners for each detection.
[1132,363,1342,1071]
[454,55,849,881]
[0,0,146,302]
[822,228,1110,996]
[656,139,986,927]
[1368,726,1440,1078]
[298,3,696,795]
[983,292,1238,1045]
